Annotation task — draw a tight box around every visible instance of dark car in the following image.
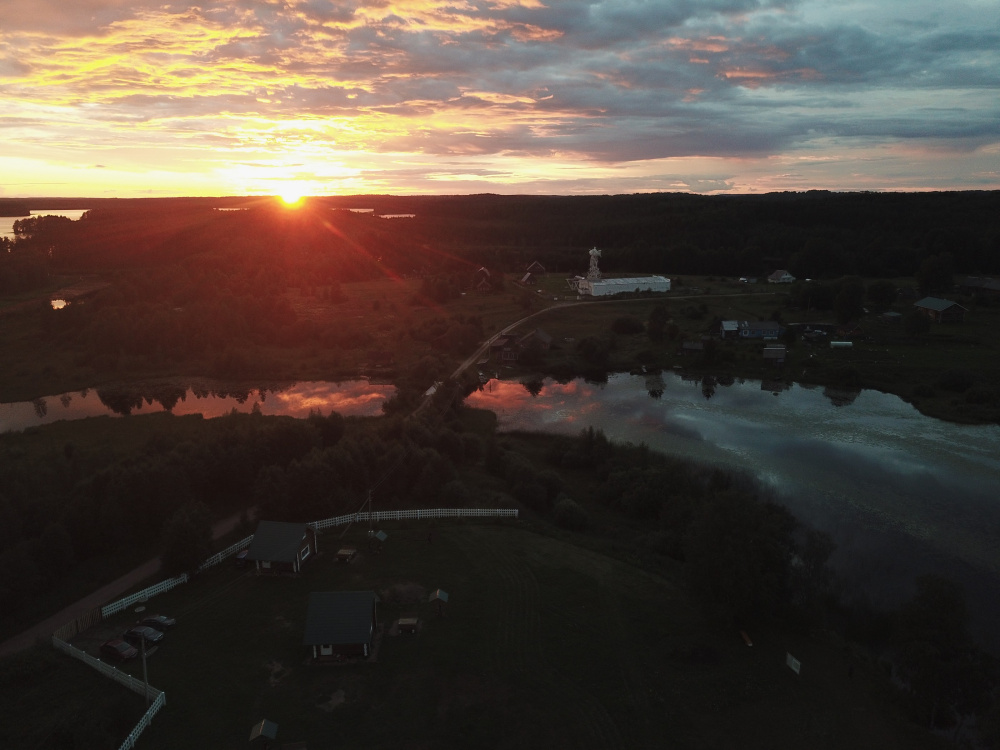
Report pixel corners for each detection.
[122,625,164,649]
[137,614,176,632]
[100,638,138,662]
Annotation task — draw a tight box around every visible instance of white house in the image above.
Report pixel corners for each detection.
[767,270,796,284]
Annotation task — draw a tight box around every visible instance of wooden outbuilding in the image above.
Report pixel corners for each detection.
[249,719,278,746]
[245,521,317,576]
[526,261,546,274]
[914,297,967,323]
[763,344,786,364]
[303,591,378,661]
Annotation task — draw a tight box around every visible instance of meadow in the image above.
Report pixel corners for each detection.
[49,522,946,750]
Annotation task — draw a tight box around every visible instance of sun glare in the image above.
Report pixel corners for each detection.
[279,191,304,206]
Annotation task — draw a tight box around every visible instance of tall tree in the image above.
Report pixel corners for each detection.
[160,502,212,576]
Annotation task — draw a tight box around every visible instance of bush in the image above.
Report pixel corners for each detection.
[611,315,644,335]
[937,369,976,393]
[965,386,994,405]
[553,496,589,530]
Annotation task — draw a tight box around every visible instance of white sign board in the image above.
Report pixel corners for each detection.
[786,652,801,675]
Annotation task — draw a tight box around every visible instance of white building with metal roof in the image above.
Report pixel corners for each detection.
[577,275,671,297]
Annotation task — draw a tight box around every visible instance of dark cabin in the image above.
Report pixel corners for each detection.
[914,297,967,323]
[245,521,317,575]
[303,591,378,661]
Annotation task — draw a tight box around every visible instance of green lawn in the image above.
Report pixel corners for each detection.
[65,522,943,750]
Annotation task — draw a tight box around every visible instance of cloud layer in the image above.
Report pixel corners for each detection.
[1,0,998,196]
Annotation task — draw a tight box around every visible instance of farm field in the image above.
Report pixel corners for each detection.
[67,522,944,749]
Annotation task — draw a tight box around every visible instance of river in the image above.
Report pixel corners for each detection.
[466,371,1000,650]
[4,369,997,649]
[0,380,395,432]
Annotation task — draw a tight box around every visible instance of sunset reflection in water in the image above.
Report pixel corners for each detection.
[0,380,395,432]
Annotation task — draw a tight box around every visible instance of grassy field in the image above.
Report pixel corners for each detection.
[0,643,147,748]
[61,522,944,750]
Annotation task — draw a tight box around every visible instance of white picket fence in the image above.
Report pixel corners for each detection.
[309,507,518,531]
[198,534,254,572]
[101,573,189,619]
[50,506,517,749]
[52,636,166,750]
[118,692,166,750]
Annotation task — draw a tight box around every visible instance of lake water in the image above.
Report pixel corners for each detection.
[0,380,395,433]
[466,371,1000,649]
[0,209,89,240]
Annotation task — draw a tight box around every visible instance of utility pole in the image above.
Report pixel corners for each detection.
[141,636,150,707]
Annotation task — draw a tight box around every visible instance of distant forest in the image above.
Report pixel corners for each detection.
[3,192,999,291]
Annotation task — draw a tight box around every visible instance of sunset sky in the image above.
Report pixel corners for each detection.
[2,0,998,198]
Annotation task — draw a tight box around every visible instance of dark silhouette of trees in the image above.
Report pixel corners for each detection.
[161,502,213,576]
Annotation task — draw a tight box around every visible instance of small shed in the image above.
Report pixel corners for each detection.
[430,588,449,616]
[303,591,378,661]
[245,521,317,575]
[249,719,278,746]
[526,261,546,274]
[336,547,357,563]
[680,341,704,355]
[398,617,419,634]
[763,345,786,364]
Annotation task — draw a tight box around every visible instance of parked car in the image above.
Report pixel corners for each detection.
[137,614,176,631]
[123,625,164,648]
[100,638,138,662]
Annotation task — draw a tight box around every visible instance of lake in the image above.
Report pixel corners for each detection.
[0,380,395,433]
[0,209,89,240]
[466,371,1000,649]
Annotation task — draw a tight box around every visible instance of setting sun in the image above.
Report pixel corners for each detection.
[279,191,304,207]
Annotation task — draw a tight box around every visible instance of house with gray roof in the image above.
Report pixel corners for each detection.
[767,270,796,284]
[914,297,967,324]
[303,591,378,661]
[245,520,317,575]
[738,320,785,339]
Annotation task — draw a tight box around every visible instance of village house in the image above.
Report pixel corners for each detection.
[526,260,546,275]
[517,328,553,350]
[914,297,967,324]
[245,521,318,575]
[719,320,739,339]
[489,334,519,364]
[738,320,785,340]
[472,267,492,294]
[959,276,1000,298]
[303,591,378,661]
[767,270,796,284]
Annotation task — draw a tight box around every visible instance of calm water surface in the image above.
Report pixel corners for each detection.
[0,380,394,432]
[467,371,1000,648]
[0,209,89,239]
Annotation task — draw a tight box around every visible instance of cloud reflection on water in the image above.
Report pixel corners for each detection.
[0,380,395,432]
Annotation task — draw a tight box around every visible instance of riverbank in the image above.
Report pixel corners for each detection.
[2,274,997,425]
